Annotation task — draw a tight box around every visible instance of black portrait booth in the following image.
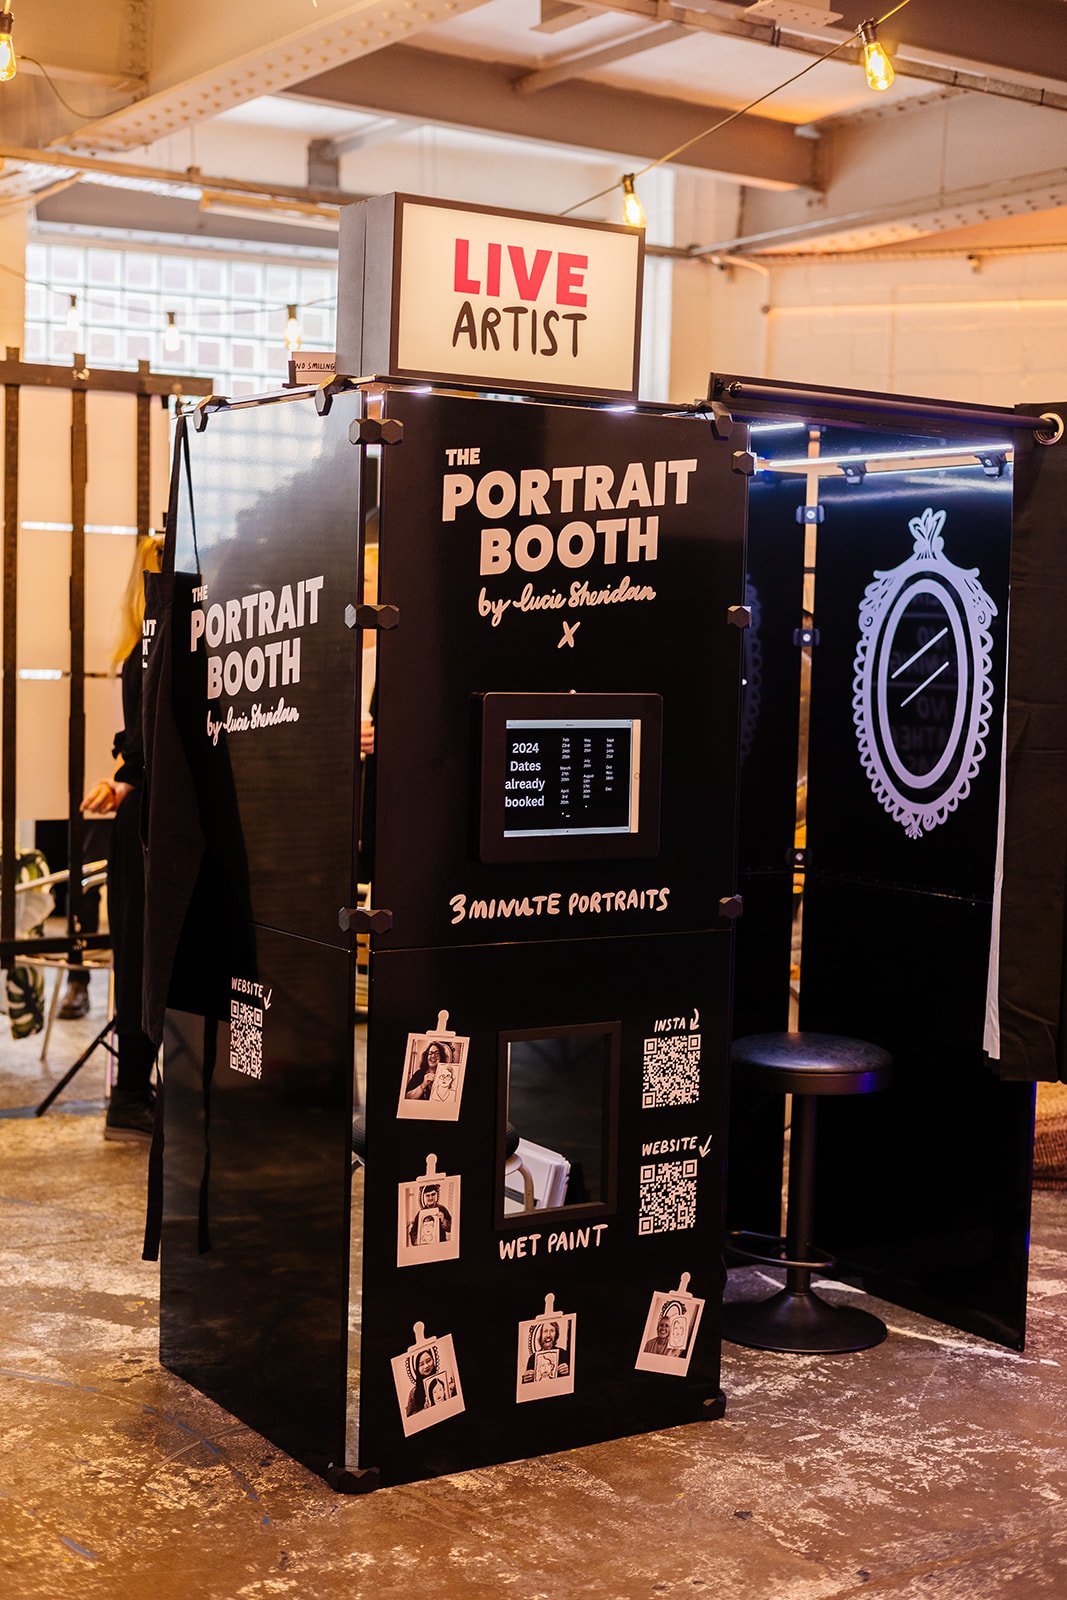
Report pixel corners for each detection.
[144,198,1061,1492]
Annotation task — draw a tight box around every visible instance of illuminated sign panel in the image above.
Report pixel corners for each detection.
[337,193,644,400]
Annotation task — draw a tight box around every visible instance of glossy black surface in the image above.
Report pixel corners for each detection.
[160,393,362,1478]
[161,386,747,1490]
[161,927,355,1474]
[801,879,1034,1350]
[808,464,1011,898]
[373,393,747,951]
[359,932,732,1486]
[732,440,1031,1348]
[171,393,364,952]
[998,414,1067,1081]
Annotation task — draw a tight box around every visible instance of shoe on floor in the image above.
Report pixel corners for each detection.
[104,1087,157,1144]
[57,980,90,1021]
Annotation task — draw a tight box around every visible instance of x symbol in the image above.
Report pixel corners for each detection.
[559,621,580,649]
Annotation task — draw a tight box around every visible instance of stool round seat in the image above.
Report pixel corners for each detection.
[732,1031,892,1097]
[724,1029,893,1356]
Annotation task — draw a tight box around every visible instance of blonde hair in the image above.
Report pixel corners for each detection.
[112,533,165,668]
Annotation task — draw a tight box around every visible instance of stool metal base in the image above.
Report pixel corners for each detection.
[722,1286,888,1354]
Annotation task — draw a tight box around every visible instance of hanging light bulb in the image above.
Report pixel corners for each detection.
[285,303,302,353]
[859,19,894,92]
[65,294,80,333]
[0,10,17,84]
[621,175,646,230]
[162,310,181,353]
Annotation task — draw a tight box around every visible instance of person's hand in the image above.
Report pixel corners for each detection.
[360,719,375,756]
[81,779,133,815]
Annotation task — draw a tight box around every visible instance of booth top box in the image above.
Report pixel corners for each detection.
[336,193,644,401]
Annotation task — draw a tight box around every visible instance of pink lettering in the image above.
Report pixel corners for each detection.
[507,245,552,302]
[557,253,588,307]
[453,238,480,294]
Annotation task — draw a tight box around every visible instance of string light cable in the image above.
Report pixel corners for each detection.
[0,256,335,351]
[560,0,913,222]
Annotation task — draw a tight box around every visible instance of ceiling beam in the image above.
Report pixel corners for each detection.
[515,24,691,96]
[731,89,1067,251]
[580,0,1067,107]
[288,45,819,190]
[60,0,496,152]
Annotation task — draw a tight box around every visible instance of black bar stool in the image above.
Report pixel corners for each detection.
[723,1031,893,1354]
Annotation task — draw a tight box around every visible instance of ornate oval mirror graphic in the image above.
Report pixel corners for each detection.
[852,507,997,839]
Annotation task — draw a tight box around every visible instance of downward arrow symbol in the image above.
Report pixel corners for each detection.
[263,988,273,1010]
[699,1133,713,1158]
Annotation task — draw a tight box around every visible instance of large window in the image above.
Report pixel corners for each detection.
[25,238,337,396]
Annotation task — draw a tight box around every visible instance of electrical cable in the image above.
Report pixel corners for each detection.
[560,0,915,219]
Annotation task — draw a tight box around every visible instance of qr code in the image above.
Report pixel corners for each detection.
[642,1032,701,1108]
[229,999,263,1080]
[638,1159,698,1234]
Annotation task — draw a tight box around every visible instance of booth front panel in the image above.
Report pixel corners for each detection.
[358,929,731,1486]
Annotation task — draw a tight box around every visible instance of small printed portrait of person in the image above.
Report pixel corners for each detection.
[635,1283,705,1377]
[391,1332,465,1437]
[396,1028,469,1121]
[642,1299,691,1358]
[515,1305,576,1403]
[397,1165,461,1267]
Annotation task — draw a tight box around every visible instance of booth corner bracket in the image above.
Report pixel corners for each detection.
[325,1462,380,1495]
[339,905,393,934]
[192,395,228,433]
[702,1391,728,1421]
[346,602,399,631]
[727,605,752,629]
[708,400,734,441]
[718,895,744,921]
[349,417,403,446]
[314,376,359,416]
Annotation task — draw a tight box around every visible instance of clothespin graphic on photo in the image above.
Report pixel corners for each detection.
[426,1009,458,1041]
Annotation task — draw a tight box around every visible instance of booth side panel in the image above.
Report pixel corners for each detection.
[800,880,1033,1348]
[161,928,355,1474]
[158,394,364,1477]
[998,413,1067,1083]
[800,460,1029,1347]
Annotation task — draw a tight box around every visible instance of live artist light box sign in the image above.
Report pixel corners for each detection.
[337,193,644,399]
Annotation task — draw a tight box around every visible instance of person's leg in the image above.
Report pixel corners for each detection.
[104,790,156,1142]
[104,1029,157,1142]
[58,818,109,1019]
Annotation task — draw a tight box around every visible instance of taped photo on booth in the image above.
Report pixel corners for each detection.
[515,1293,576,1403]
[397,1153,461,1267]
[634,1272,704,1376]
[391,1323,465,1437]
[396,1009,469,1121]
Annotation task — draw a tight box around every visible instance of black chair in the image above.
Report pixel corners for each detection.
[723,1030,893,1354]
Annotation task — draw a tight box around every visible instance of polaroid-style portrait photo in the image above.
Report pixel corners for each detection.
[515,1293,576,1404]
[634,1272,705,1377]
[391,1322,465,1438]
[397,1153,461,1268]
[396,1009,470,1122]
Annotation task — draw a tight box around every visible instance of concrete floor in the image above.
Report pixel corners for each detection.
[2,978,1067,1600]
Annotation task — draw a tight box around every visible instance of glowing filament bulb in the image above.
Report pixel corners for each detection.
[621,174,646,230]
[65,294,79,332]
[859,20,894,92]
[285,303,301,352]
[162,311,181,353]
[0,11,17,84]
